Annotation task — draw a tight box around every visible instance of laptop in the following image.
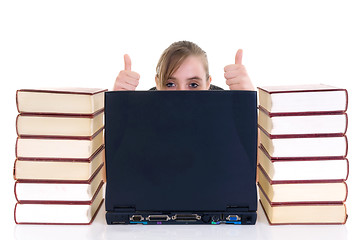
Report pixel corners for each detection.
[105,90,258,225]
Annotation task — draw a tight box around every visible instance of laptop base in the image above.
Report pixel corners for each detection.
[106,211,257,225]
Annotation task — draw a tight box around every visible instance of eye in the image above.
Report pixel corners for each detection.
[166,82,175,88]
[189,83,199,88]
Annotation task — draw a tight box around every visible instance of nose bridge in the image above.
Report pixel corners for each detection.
[177,84,186,91]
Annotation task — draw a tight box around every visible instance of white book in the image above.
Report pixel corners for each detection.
[258,146,349,182]
[258,108,347,135]
[15,166,103,202]
[259,129,347,158]
[258,84,348,114]
[15,184,104,224]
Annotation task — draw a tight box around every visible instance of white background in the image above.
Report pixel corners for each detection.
[1,0,358,239]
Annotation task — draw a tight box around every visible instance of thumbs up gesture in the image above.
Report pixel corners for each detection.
[113,54,140,91]
[224,49,254,90]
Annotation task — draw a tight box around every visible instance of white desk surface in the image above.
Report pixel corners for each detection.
[12,200,356,240]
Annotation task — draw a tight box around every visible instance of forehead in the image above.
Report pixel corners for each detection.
[171,56,207,79]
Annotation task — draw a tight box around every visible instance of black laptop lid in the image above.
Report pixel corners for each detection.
[105,91,257,212]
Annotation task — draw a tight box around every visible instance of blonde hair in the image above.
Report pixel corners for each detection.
[156,41,210,89]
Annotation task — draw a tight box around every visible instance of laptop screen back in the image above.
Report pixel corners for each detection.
[105,91,257,213]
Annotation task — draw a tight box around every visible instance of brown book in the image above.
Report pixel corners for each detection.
[16,88,107,115]
[259,187,347,225]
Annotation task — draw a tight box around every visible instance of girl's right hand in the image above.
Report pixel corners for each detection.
[113,54,140,91]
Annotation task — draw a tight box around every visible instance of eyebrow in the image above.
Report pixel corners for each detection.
[167,76,203,81]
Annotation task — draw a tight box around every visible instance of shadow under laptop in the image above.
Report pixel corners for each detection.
[104,223,258,240]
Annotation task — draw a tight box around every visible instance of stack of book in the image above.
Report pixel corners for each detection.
[257,84,349,225]
[14,88,107,224]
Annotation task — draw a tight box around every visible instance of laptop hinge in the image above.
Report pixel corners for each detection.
[226,206,249,211]
[113,206,136,212]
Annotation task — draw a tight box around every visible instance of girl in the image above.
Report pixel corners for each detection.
[113,41,254,91]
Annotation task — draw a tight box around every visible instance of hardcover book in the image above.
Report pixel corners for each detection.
[259,128,347,158]
[258,145,349,181]
[258,167,348,203]
[258,107,347,135]
[259,187,347,225]
[15,169,104,203]
[16,88,107,115]
[258,84,348,114]
[14,184,104,225]
[16,111,104,138]
[14,146,104,181]
[16,130,104,160]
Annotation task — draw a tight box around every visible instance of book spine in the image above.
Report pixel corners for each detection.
[16,114,20,136]
[14,181,19,202]
[344,113,348,134]
[15,137,18,159]
[344,135,348,158]
[344,181,348,202]
[13,159,18,180]
[16,90,20,113]
[344,89,349,112]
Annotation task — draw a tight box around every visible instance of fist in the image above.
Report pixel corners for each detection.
[224,49,254,91]
[113,54,140,91]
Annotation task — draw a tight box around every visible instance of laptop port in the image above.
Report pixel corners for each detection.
[172,214,201,221]
[226,215,241,221]
[146,215,171,221]
[130,215,144,221]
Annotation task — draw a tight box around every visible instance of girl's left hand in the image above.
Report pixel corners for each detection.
[224,49,255,91]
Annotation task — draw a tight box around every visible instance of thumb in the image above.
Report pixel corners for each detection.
[235,49,243,65]
[124,54,131,71]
